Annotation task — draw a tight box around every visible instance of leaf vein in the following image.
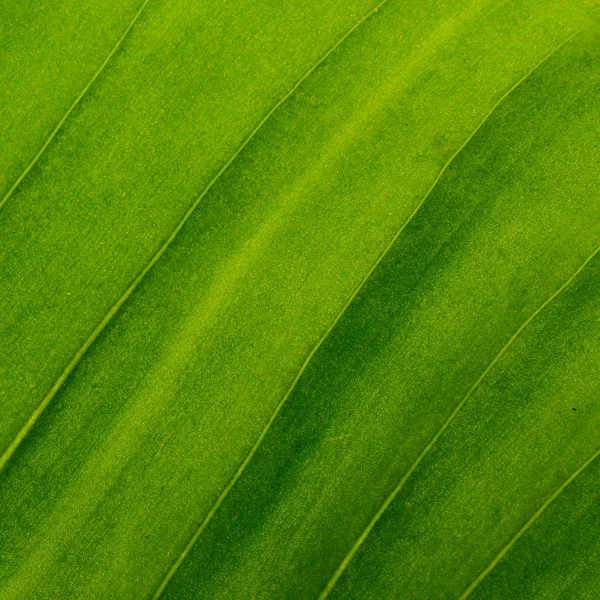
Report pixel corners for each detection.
[317,29,585,600]
[0,0,392,475]
[149,0,398,596]
[0,0,152,212]
[459,433,600,598]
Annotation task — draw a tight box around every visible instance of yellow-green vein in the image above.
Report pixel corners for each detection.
[459,420,600,598]
[153,22,583,600]
[0,0,393,470]
[149,1,408,597]
[318,30,584,599]
[0,0,152,213]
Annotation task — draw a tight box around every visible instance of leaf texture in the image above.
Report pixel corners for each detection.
[1,0,599,598]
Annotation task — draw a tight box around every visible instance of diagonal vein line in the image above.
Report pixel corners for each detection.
[320,241,600,599]
[0,1,393,469]
[150,1,397,596]
[0,0,152,213]
[459,368,600,597]
[318,31,583,600]
[459,451,600,599]
[153,20,582,600]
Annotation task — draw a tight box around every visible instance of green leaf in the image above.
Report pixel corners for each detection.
[1,0,599,598]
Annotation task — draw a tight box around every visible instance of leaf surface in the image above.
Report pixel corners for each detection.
[0,0,378,451]
[1,0,599,598]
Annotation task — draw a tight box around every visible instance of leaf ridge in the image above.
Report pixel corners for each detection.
[0,0,152,213]
[317,31,585,600]
[0,0,393,470]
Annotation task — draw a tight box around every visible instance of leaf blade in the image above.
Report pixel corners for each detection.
[1,0,599,598]
[160,14,600,599]
[0,0,381,453]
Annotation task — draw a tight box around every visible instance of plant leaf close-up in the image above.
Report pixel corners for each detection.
[1,0,600,598]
